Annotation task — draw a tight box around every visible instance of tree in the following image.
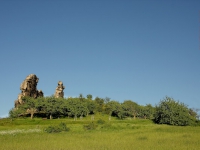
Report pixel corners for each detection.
[139,104,155,119]
[86,100,96,114]
[79,93,84,102]
[9,108,24,120]
[105,101,123,118]
[42,96,64,119]
[94,97,105,114]
[66,98,88,119]
[86,94,93,100]
[104,97,111,103]
[122,100,139,119]
[189,108,199,119]
[21,96,38,119]
[154,96,195,126]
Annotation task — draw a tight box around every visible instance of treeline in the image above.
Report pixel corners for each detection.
[9,95,199,126]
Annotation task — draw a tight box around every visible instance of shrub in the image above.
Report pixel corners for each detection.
[83,122,98,130]
[45,122,70,133]
[97,119,105,124]
[58,122,70,131]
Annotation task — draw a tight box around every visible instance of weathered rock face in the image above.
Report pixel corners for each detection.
[54,81,65,98]
[15,74,43,108]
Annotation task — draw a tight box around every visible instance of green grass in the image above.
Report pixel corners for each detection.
[0,115,200,150]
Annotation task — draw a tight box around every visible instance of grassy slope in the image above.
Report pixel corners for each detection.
[0,115,200,150]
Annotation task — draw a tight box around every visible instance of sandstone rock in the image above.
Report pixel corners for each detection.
[15,74,43,108]
[54,81,65,98]
[37,90,44,97]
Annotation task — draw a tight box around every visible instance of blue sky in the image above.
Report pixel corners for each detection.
[0,0,200,117]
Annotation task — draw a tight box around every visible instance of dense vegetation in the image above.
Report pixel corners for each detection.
[9,95,199,126]
[154,97,197,126]
[9,95,152,120]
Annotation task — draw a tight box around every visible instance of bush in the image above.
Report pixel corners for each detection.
[83,122,98,130]
[97,119,105,124]
[58,122,70,131]
[154,96,195,126]
[45,126,61,133]
[45,122,70,133]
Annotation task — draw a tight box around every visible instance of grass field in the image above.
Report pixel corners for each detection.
[0,115,200,150]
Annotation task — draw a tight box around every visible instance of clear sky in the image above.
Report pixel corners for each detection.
[0,0,200,117]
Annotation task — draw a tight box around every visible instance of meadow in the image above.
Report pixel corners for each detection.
[0,115,200,150]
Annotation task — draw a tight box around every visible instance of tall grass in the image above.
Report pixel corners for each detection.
[0,115,200,150]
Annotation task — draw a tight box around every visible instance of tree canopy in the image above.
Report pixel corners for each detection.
[9,95,199,126]
[154,96,196,126]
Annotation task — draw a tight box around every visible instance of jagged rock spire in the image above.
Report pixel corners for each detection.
[15,74,43,108]
[54,81,65,98]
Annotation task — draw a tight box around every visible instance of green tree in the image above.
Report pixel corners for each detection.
[104,97,111,104]
[79,93,84,102]
[9,108,24,120]
[42,96,64,119]
[139,104,155,119]
[86,94,93,100]
[66,98,88,119]
[94,97,105,114]
[122,100,139,119]
[105,101,124,118]
[154,96,195,126]
[86,100,96,114]
[21,96,38,119]
[189,108,199,119]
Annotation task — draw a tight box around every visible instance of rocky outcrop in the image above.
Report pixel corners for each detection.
[54,81,65,98]
[15,74,43,108]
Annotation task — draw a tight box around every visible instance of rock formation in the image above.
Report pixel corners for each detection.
[54,81,65,98]
[15,74,43,108]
